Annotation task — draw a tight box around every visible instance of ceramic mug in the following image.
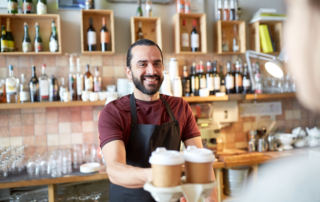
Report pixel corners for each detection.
[82,91,89,102]
[107,85,116,92]
[99,92,107,101]
[89,92,99,102]
[63,92,70,102]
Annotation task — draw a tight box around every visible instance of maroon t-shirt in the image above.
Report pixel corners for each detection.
[98,94,200,149]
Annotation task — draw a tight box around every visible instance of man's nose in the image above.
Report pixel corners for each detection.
[145,63,157,75]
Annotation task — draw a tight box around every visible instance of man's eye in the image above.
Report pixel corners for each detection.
[139,63,146,67]
[154,62,161,66]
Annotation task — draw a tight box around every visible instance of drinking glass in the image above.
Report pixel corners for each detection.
[50,150,62,178]
[0,161,8,179]
[73,144,83,169]
[27,153,40,178]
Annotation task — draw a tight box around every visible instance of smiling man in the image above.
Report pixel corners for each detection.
[99,39,217,202]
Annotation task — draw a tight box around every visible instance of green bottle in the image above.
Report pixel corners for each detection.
[1,26,7,53]
[37,0,47,14]
[136,0,143,16]
[6,18,14,52]
[49,21,59,52]
[22,22,32,53]
[7,0,18,14]
[34,22,43,53]
[22,0,33,14]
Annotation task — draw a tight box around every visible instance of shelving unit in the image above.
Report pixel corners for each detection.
[80,9,115,55]
[249,21,283,53]
[130,17,162,49]
[0,14,62,55]
[245,92,295,100]
[172,13,207,54]
[214,20,246,55]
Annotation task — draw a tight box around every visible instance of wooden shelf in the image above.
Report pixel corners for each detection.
[183,95,229,102]
[0,14,62,55]
[245,93,295,100]
[80,9,115,54]
[172,13,207,54]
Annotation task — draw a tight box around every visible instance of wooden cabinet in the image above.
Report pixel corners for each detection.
[214,20,246,55]
[172,13,207,54]
[130,17,162,49]
[250,21,283,54]
[0,14,62,56]
[80,9,115,55]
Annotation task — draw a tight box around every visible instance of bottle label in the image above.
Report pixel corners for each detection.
[184,80,190,94]
[207,77,214,91]
[22,42,32,52]
[185,5,191,13]
[50,40,58,52]
[23,2,32,12]
[226,76,234,89]
[7,40,14,52]
[87,31,96,45]
[243,79,251,88]
[94,80,101,92]
[214,77,221,90]
[1,40,7,51]
[7,2,17,11]
[30,83,38,97]
[200,77,206,89]
[37,2,47,14]
[77,75,83,95]
[85,77,93,91]
[101,32,110,43]
[49,84,58,99]
[34,41,43,52]
[235,76,242,87]
[220,85,226,93]
[191,34,199,48]
[191,76,199,91]
[182,33,189,47]
[222,44,229,52]
[6,78,17,94]
[20,91,30,102]
[39,80,49,99]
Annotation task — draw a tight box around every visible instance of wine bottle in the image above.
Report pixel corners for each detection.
[69,57,76,101]
[217,0,223,20]
[145,0,152,17]
[19,74,30,103]
[84,64,93,92]
[1,25,8,52]
[184,0,191,13]
[225,62,234,94]
[49,75,58,101]
[229,0,236,20]
[198,61,206,90]
[6,65,18,103]
[87,18,97,51]
[37,0,47,15]
[234,61,243,93]
[39,64,49,102]
[34,22,43,53]
[223,0,229,21]
[181,19,189,51]
[242,63,251,94]
[206,61,214,95]
[136,0,143,16]
[100,17,109,52]
[213,61,221,94]
[22,22,32,53]
[254,62,263,94]
[93,67,101,92]
[23,0,32,14]
[7,0,18,14]
[6,18,14,52]
[182,65,191,97]
[190,20,199,52]
[190,63,199,96]
[136,21,144,41]
[176,0,185,13]
[49,21,59,52]
[29,66,39,102]
[219,63,226,93]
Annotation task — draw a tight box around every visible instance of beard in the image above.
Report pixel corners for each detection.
[132,72,164,95]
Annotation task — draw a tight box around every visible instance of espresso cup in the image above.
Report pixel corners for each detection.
[63,92,70,102]
[98,92,107,101]
[89,92,98,102]
[149,147,184,187]
[82,91,89,102]
[183,146,215,184]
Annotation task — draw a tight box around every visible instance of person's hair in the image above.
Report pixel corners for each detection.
[126,39,163,69]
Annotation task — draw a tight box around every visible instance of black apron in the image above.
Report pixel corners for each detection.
[109,94,181,202]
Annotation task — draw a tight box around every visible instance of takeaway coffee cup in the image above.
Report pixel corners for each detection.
[183,146,215,184]
[149,147,184,187]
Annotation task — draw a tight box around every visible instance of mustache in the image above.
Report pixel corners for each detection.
[141,74,161,79]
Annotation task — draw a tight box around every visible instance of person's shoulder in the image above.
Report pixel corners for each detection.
[161,94,188,106]
[103,94,131,112]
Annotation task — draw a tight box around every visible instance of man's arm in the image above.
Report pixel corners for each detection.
[102,140,153,188]
[184,136,218,202]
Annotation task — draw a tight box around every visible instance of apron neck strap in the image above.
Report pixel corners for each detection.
[130,94,178,124]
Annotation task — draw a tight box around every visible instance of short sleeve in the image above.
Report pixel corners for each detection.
[181,101,201,142]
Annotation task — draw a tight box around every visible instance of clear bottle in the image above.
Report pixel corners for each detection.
[198,61,206,90]
[49,75,58,101]
[136,21,144,41]
[84,64,93,92]
[206,61,214,95]
[19,74,30,103]
[234,61,243,93]
[34,22,43,53]
[39,64,49,102]
[223,0,229,21]
[213,61,221,94]
[242,63,251,94]
[59,78,67,102]
[181,19,189,51]
[49,21,59,53]
[146,0,152,17]
[232,25,240,53]
[29,65,39,102]
[69,56,76,101]
[37,0,47,15]
[222,29,229,52]
[217,0,223,20]
[225,62,234,94]
[22,22,32,53]
[136,0,143,16]
[93,66,101,92]
[76,58,83,100]
[254,62,263,94]
[229,0,236,20]
[6,65,17,103]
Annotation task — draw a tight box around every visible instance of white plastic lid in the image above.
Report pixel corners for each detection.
[183,146,215,163]
[149,147,184,166]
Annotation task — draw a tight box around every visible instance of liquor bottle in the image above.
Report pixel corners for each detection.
[34,22,43,53]
[229,0,236,20]
[6,65,17,103]
[217,0,223,20]
[146,0,152,17]
[22,22,32,53]
[225,62,234,94]
[232,25,240,53]
[84,64,93,92]
[0,79,5,103]
[1,25,7,52]
[234,61,243,93]
[100,17,109,52]
[181,19,189,51]
[69,57,76,101]
[254,62,263,94]
[242,63,251,94]
[213,61,221,94]
[222,29,229,52]
[198,61,206,90]
[136,21,144,41]
[176,0,185,13]
[182,65,191,97]
[39,64,49,102]
[206,61,214,95]
[190,20,199,52]
[93,67,101,92]
[59,77,67,102]
[29,66,39,102]
[19,74,30,103]
[190,63,199,96]
[6,18,14,52]
[219,64,226,93]
[223,0,229,21]
[49,21,59,52]
[136,0,143,16]
[7,0,18,14]
[76,58,83,100]
[184,0,190,13]
[87,18,97,51]
[49,75,58,101]
[37,0,47,15]
[23,0,32,14]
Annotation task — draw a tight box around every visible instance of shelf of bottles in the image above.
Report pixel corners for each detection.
[214,20,246,55]
[81,9,115,55]
[173,13,207,54]
[0,14,61,55]
[130,17,162,49]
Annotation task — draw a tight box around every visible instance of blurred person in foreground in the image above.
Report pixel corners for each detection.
[240,0,320,201]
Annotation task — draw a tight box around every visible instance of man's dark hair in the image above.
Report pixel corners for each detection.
[126,39,163,69]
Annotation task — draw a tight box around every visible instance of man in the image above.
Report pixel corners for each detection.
[98,39,217,202]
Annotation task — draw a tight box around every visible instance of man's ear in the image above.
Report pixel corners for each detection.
[125,67,132,80]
